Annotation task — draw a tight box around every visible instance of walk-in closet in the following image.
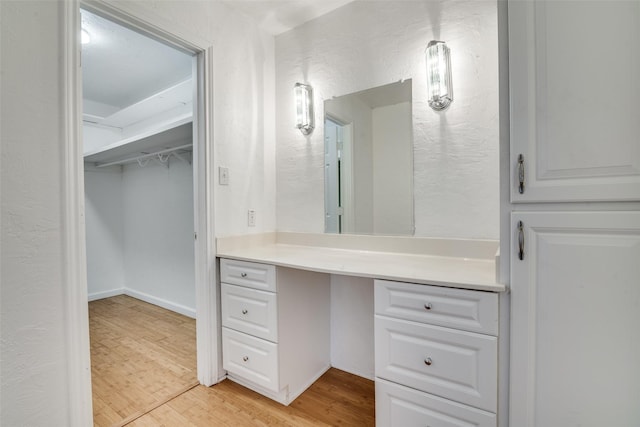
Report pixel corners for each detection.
[81,8,198,425]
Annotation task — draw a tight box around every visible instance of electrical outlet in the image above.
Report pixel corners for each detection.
[248,210,256,227]
[219,167,229,185]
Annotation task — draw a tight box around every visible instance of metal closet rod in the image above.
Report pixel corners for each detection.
[96,143,193,168]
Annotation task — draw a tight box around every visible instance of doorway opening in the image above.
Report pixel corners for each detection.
[77,3,216,424]
[324,116,353,234]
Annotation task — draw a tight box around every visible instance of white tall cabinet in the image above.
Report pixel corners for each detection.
[508,1,640,426]
[510,212,640,426]
[509,0,640,202]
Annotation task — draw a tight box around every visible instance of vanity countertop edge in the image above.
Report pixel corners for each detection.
[216,233,506,293]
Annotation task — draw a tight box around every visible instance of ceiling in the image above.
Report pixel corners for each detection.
[81,9,193,114]
[80,1,353,119]
[222,0,354,35]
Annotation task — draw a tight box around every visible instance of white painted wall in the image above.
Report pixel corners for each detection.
[122,159,195,317]
[275,0,499,240]
[330,275,375,380]
[1,1,72,424]
[372,102,413,235]
[1,1,276,424]
[84,158,195,316]
[84,166,126,299]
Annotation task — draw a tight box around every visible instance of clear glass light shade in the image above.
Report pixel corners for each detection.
[294,83,314,135]
[426,41,453,110]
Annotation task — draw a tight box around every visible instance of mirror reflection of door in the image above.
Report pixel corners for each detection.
[324,80,413,235]
[324,118,353,233]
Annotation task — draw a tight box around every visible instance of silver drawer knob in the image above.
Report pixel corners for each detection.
[241,272,247,278]
[242,309,248,315]
[424,303,432,310]
[424,357,433,366]
[243,356,249,362]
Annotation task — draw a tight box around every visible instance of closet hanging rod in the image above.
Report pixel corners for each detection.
[96,143,193,168]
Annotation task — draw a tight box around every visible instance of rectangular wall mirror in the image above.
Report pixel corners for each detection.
[324,80,414,235]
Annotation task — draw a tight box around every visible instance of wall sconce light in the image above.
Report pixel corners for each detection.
[294,83,314,135]
[425,40,453,111]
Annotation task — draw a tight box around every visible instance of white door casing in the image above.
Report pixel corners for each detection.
[63,1,218,424]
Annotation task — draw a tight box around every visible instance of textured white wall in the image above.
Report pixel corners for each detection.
[122,160,195,315]
[0,1,71,424]
[0,1,275,424]
[275,0,499,239]
[112,0,277,237]
[85,167,126,299]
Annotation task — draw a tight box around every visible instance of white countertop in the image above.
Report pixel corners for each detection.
[216,233,505,293]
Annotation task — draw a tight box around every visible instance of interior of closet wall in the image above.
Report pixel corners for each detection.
[82,7,196,318]
[85,158,195,317]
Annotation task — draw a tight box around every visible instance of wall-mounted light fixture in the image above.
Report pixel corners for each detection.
[294,83,314,135]
[425,40,453,111]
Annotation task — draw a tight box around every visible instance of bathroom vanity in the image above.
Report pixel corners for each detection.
[217,232,505,426]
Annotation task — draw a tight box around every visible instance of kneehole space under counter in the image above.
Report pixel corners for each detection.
[216,232,506,426]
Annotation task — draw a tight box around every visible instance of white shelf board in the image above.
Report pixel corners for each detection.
[84,118,192,166]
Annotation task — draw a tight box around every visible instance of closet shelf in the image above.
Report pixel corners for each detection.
[84,119,192,167]
[96,143,192,168]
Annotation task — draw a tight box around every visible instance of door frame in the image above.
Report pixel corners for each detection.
[62,1,218,424]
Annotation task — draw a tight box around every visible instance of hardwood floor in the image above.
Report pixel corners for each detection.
[90,296,375,426]
[89,295,197,426]
[128,369,375,426]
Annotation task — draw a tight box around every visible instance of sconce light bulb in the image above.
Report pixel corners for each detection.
[426,41,453,111]
[294,83,314,135]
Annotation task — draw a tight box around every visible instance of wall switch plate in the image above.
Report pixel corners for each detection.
[248,210,256,227]
[219,167,229,185]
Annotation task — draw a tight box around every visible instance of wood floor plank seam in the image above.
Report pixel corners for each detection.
[112,380,200,427]
[91,296,375,426]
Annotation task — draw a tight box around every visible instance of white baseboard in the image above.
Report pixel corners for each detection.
[87,288,125,301]
[124,288,196,319]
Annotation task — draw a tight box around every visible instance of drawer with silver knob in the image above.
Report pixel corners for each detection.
[375,315,497,412]
[220,258,276,292]
[221,283,278,342]
[376,378,497,427]
[222,327,279,392]
[375,279,498,336]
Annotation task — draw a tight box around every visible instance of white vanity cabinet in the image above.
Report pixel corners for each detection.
[374,279,499,427]
[219,258,330,405]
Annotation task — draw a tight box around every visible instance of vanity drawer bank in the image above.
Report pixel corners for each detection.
[216,233,505,421]
[375,279,498,426]
[220,258,330,405]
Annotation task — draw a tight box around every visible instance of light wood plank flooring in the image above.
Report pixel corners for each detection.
[90,295,198,426]
[90,295,375,426]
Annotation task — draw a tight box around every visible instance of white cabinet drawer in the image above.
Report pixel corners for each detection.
[375,316,497,412]
[220,258,276,292]
[221,283,278,342]
[222,327,279,392]
[376,378,496,427]
[375,280,498,336]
